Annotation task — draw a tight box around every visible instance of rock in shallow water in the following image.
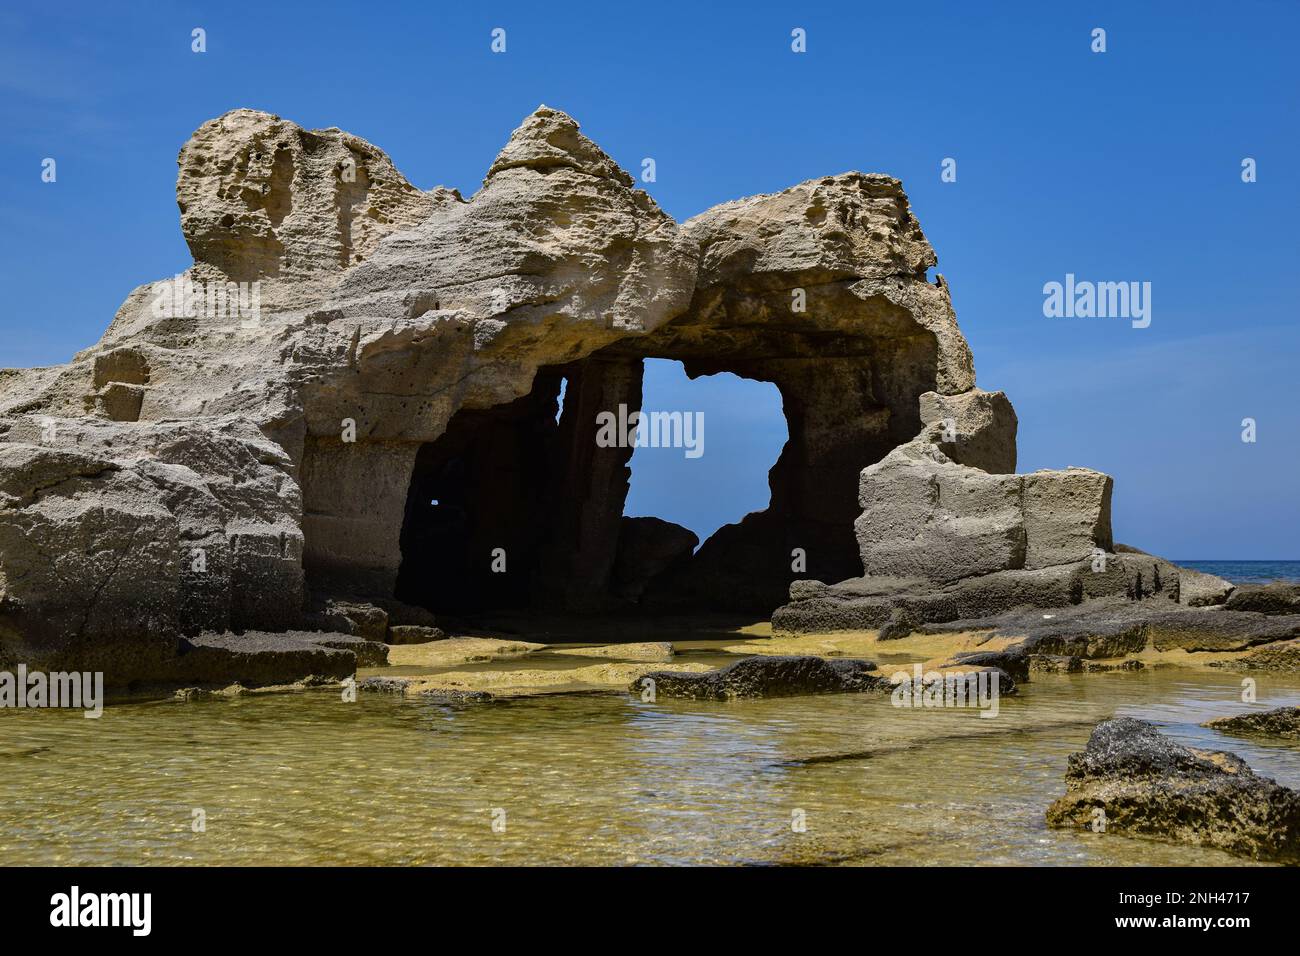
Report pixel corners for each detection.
[565,641,674,662]
[1211,637,1300,672]
[1,104,1270,688]
[310,633,389,667]
[176,630,364,687]
[386,625,447,645]
[1203,706,1300,740]
[1046,716,1300,863]
[632,654,888,700]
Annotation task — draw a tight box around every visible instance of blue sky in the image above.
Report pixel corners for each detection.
[1,1,1296,558]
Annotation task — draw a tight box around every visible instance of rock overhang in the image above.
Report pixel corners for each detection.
[3,103,1183,685]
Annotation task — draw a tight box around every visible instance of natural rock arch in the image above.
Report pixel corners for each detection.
[12,103,1216,688]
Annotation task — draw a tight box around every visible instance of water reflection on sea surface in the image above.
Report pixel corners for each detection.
[3,664,1299,865]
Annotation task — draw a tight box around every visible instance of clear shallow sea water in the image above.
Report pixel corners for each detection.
[1178,560,1300,584]
[3,666,1300,866]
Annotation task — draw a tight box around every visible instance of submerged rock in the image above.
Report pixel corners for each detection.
[416,687,494,703]
[357,676,492,702]
[633,655,887,700]
[1203,706,1300,740]
[1046,717,1300,863]
[357,676,412,694]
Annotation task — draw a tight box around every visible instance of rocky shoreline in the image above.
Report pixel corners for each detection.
[3,96,1299,821]
[1047,717,1300,863]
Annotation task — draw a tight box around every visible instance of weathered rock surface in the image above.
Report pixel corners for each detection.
[178,108,437,287]
[1225,582,1300,616]
[0,104,1267,686]
[931,601,1300,677]
[1211,637,1300,672]
[852,442,1112,585]
[307,597,389,641]
[1203,706,1300,740]
[1147,609,1300,651]
[386,625,447,645]
[175,631,370,686]
[610,517,697,603]
[1046,717,1300,863]
[633,655,889,700]
[0,416,302,682]
[309,633,389,668]
[771,538,1296,672]
[1178,566,1235,607]
[918,388,1017,473]
[774,554,1156,637]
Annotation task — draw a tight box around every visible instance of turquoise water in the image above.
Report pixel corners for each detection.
[1179,560,1300,584]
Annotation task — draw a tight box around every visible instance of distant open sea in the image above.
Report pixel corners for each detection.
[1178,560,1300,584]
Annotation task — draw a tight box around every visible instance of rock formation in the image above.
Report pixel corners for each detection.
[633,655,890,700]
[1203,706,1300,741]
[1047,717,1300,863]
[0,105,1288,686]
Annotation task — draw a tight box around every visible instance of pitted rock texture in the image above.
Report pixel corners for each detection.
[179,109,438,284]
[0,104,1237,684]
[1046,717,1300,863]
[1225,582,1300,616]
[852,442,1113,584]
[918,387,1017,474]
[1203,706,1300,741]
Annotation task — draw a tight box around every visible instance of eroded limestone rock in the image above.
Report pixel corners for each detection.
[0,104,1244,687]
[386,625,447,645]
[0,416,302,681]
[1225,582,1300,615]
[633,655,888,700]
[179,108,437,284]
[1046,717,1300,863]
[1211,637,1300,671]
[1203,706,1300,741]
[851,441,1111,585]
[918,388,1017,473]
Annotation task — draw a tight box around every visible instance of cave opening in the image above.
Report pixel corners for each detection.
[393,367,566,615]
[623,358,786,550]
[391,324,917,623]
[393,353,802,622]
[306,288,941,625]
